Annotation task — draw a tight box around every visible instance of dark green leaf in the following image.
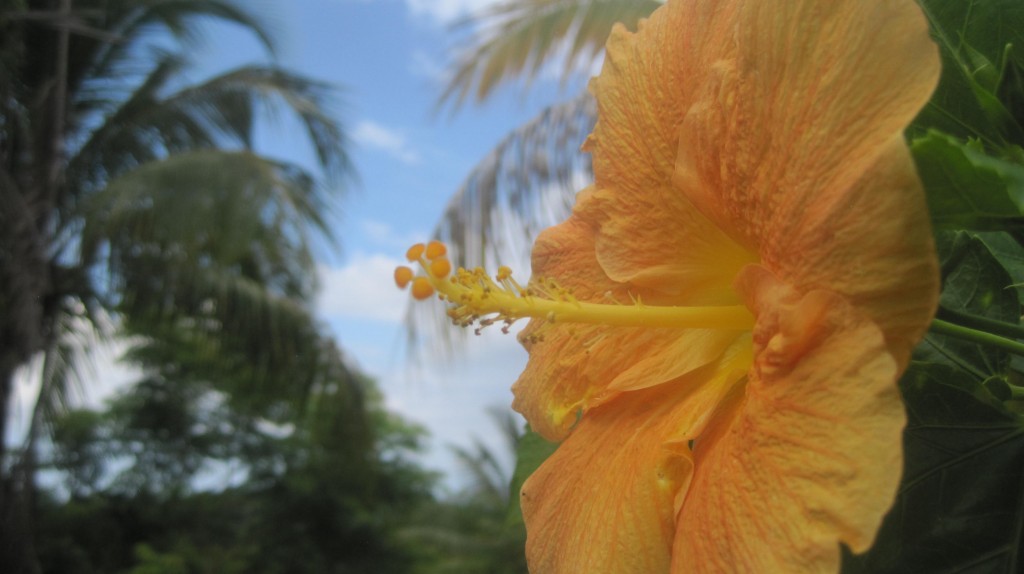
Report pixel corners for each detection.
[975,231,1024,288]
[921,231,1021,378]
[915,0,1024,148]
[843,362,1024,573]
[913,132,1024,231]
[998,58,1024,133]
[936,232,1021,321]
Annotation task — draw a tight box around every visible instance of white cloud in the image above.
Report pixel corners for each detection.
[404,0,503,25]
[317,253,411,323]
[351,120,421,165]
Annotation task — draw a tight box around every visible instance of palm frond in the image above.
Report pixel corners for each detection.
[487,405,523,457]
[68,52,211,189]
[79,150,334,299]
[75,150,343,414]
[451,407,523,502]
[406,94,595,354]
[185,65,352,181]
[117,274,324,416]
[69,63,353,197]
[34,333,88,437]
[451,441,508,502]
[80,0,276,88]
[114,282,369,456]
[25,303,112,446]
[438,0,661,109]
[131,0,275,50]
[64,0,275,136]
[434,91,595,268]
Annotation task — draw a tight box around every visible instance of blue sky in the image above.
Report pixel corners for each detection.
[192,0,593,490]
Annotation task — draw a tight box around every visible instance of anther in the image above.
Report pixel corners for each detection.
[406,243,426,261]
[425,240,447,260]
[430,257,452,278]
[411,277,435,300]
[394,266,414,289]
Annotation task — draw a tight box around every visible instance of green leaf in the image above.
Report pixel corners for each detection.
[921,231,1021,378]
[871,227,1024,572]
[915,0,1024,148]
[998,58,1024,137]
[976,231,1024,288]
[913,132,1024,231]
[505,426,557,529]
[936,232,1021,322]
[842,362,1024,573]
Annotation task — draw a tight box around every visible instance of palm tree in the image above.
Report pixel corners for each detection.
[0,1,356,569]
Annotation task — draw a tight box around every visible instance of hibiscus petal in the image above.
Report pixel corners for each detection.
[521,341,750,574]
[769,138,939,366]
[514,321,738,440]
[672,267,904,573]
[672,0,941,363]
[513,214,738,440]
[582,2,755,303]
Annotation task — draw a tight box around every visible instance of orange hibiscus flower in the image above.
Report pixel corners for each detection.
[398,0,941,571]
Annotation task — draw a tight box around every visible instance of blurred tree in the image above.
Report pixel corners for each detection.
[47,409,107,497]
[404,408,529,574]
[0,1,356,570]
[37,372,435,573]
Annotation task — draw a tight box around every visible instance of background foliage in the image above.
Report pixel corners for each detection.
[2,1,433,572]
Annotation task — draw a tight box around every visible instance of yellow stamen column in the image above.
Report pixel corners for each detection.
[396,242,755,333]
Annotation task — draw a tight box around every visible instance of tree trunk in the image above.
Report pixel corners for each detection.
[0,365,40,574]
[0,0,72,565]
[0,190,49,574]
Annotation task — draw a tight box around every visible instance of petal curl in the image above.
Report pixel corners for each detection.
[672,267,904,573]
[672,0,941,363]
[522,341,750,574]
